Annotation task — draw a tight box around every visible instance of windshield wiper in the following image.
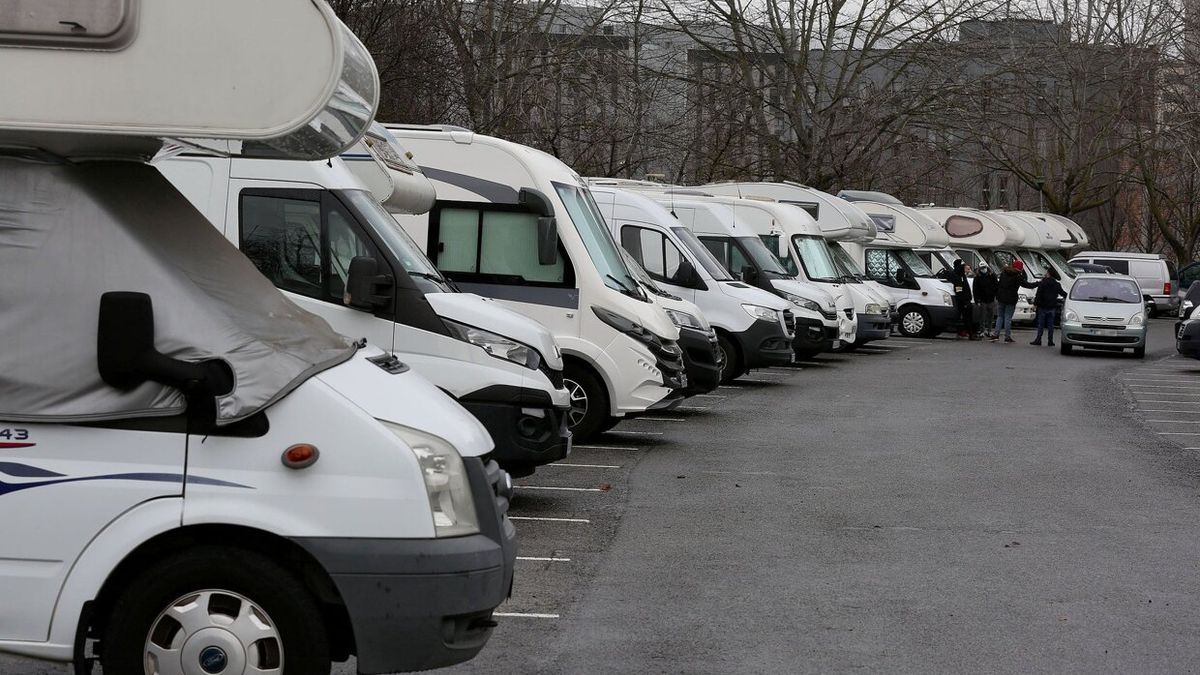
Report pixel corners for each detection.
[606,273,642,298]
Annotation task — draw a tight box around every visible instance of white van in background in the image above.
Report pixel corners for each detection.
[158,152,573,478]
[387,126,686,440]
[0,2,514,672]
[588,186,798,382]
[1069,251,1177,316]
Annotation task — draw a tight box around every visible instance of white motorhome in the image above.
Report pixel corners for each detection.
[158,152,572,478]
[0,3,513,674]
[837,190,964,276]
[990,210,1078,290]
[919,207,1037,322]
[638,193,850,354]
[842,202,960,338]
[588,186,798,382]
[387,126,686,440]
[700,182,895,345]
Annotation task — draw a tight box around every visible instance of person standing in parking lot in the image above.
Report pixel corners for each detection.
[973,264,998,339]
[1029,268,1067,346]
[949,259,974,338]
[993,259,1034,343]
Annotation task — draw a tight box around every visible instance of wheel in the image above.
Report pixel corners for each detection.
[563,363,610,441]
[897,307,930,338]
[100,546,330,675]
[715,332,743,384]
[1060,342,1073,355]
[1134,346,1146,359]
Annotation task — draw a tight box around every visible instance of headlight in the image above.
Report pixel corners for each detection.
[1130,313,1145,327]
[665,308,704,330]
[741,303,777,322]
[593,306,667,350]
[940,291,953,305]
[780,292,819,313]
[865,303,883,315]
[1064,309,1079,322]
[1182,300,1194,318]
[384,422,479,537]
[445,319,540,370]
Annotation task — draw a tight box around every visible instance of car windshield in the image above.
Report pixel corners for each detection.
[737,236,791,276]
[342,190,451,290]
[555,182,641,297]
[1069,277,1142,303]
[895,248,934,277]
[791,235,841,282]
[758,233,799,276]
[673,227,732,280]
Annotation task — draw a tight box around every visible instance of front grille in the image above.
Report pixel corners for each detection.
[1081,323,1125,330]
[484,458,511,520]
[781,309,796,337]
[708,330,725,370]
[820,307,838,320]
[1067,333,1139,344]
[1083,316,1126,322]
[539,363,565,389]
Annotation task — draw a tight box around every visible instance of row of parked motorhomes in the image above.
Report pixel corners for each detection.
[0,3,1103,673]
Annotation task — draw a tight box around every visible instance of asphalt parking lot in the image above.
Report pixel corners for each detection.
[8,318,1200,674]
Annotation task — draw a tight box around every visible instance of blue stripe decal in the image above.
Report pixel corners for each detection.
[0,464,253,496]
[0,462,64,478]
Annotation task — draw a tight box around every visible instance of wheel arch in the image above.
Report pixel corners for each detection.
[711,326,744,373]
[560,349,617,416]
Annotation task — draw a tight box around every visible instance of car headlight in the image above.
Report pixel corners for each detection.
[593,306,667,350]
[445,319,540,370]
[741,303,778,322]
[780,292,820,314]
[383,422,479,537]
[865,303,883,315]
[665,308,704,330]
[1064,309,1079,322]
[940,291,953,305]
[1182,300,1194,318]
[1130,313,1145,327]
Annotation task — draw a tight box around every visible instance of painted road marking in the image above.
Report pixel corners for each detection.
[1128,385,1200,390]
[1157,432,1200,435]
[675,406,710,412]
[696,394,727,398]
[495,612,560,619]
[1146,420,1200,423]
[1136,400,1200,404]
[1139,409,1200,413]
[517,485,607,492]
[573,445,640,451]
[509,516,590,523]
[607,430,663,436]
[545,462,621,469]
[634,417,686,422]
[516,556,571,562]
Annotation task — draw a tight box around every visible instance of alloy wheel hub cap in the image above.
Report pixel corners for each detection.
[563,378,588,429]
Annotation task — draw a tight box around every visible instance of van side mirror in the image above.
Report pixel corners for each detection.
[345,256,394,310]
[97,292,228,395]
[672,259,699,288]
[776,237,788,259]
[537,216,559,266]
[740,266,759,283]
[518,187,554,217]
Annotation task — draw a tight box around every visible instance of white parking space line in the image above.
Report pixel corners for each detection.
[1158,432,1200,435]
[1137,400,1200,404]
[517,485,607,492]
[1124,378,1199,382]
[634,416,685,422]
[509,516,591,523]
[716,386,742,389]
[495,612,560,619]
[695,394,726,398]
[516,556,571,562]
[607,430,663,436]
[1139,409,1200,413]
[1128,385,1200,390]
[545,462,621,469]
[675,406,710,412]
[572,445,640,451]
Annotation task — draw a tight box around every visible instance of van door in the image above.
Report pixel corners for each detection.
[1128,259,1164,297]
[619,223,698,304]
[0,422,184,641]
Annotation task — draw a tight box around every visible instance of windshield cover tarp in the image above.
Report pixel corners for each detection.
[0,159,355,424]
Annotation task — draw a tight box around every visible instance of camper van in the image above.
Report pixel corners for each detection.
[588,186,797,382]
[387,126,686,440]
[842,202,959,338]
[990,211,1078,289]
[0,2,513,674]
[158,152,573,478]
[699,182,894,345]
[919,207,1036,323]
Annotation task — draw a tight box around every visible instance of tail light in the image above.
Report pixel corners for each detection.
[1165,282,1172,295]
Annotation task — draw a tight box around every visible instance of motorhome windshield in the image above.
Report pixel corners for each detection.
[555,183,642,298]
[1018,250,1048,277]
[895,248,934,277]
[343,190,452,292]
[790,235,841,282]
[1045,250,1077,279]
[759,234,799,276]
[932,250,960,270]
[829,244,866,278]
[738,236,791,277]
[672,226,732,280]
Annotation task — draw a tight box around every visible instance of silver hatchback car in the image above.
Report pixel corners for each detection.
[1060,274,1149,358]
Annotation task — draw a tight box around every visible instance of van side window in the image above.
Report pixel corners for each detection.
[1093,259,1130,274]
[240,192,382,305]
[698,236,750,278]
[865,249,897,283]
[1180,264,1200,291]
[432,205,572,286]
[620,225,682,283]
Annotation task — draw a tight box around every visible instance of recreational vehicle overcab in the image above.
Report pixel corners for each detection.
[387,126,686,440]
[0,2,514,673]
[157,152,572,478]
[588,185,797,383]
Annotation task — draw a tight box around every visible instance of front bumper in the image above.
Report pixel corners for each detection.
[293,458,516,674]
[1177,321,1200,358]
[790,317,831,356]
[1063,322,1147,350]
[1154,295,1177,313]
[736,317,795,368]
[460,387,571,477]
[677,327,722,395]
[855,312,891,342]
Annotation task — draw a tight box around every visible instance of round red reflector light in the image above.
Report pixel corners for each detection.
[281,444,319,469]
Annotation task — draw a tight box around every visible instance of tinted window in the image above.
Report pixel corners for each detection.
[868,214,896,232]
[434,206,569,285]
[672,227,732,280]
[782,200,820,219]
[1180,263,1200,290]
[699,236,752,277]
[1092,258,1130,274]
[946,216,983,238]
[621,225,683,284]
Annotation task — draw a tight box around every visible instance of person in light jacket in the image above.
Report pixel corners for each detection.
[1028,269,1067,346]
[992,259,1036,343]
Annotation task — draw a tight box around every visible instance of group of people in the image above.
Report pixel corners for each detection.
[945,259,1066,345]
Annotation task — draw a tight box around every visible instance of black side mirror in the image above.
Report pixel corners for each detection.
[518,187,554,217]
[346,256,394,310]
[673,259,699,287]
[97,292,229,395]
[740,266,759,283]
[537,216,559,266]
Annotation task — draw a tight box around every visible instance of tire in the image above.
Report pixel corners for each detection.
[100,546,330,675]
[563,363,609,441]
[793,348,821,360]
[1134,346,1146,359]
[715,332,743,384]
[897,307,930,338]
[1060,342,1073,355]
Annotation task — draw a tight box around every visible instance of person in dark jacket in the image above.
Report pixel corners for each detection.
[973,264,999,338]
[948,259,974,338]
[1028,268,1067,346]
[992,259,1036,343]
